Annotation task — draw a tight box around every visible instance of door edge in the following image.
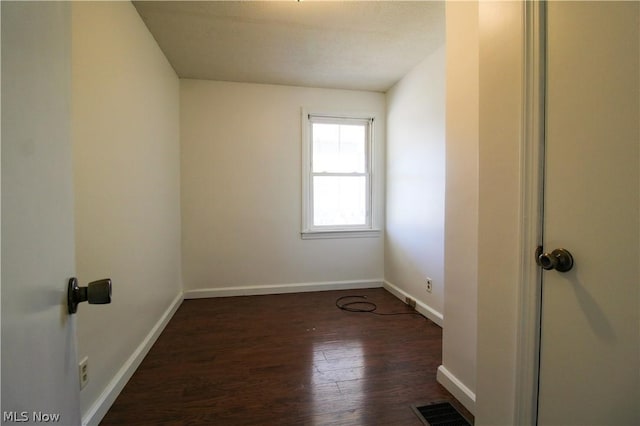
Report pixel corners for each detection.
[514,1,546,425]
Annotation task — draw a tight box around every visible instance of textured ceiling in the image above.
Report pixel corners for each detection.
[133,1,445,92]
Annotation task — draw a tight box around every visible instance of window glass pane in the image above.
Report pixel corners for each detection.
[312,123,365,173]
[313,176,366,226]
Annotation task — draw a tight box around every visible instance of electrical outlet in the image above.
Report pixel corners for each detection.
[79,357,89,390]
[426,278,433,293]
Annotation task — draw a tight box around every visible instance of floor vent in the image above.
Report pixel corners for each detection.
[411,401,472,426]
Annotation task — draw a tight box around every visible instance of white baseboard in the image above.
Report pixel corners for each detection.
[437,365,476,414]
[183,279,384,299]
[81,293,183,426]
[383,280,443,327]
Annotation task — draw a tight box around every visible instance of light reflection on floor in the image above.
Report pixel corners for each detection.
[310,340,365,424]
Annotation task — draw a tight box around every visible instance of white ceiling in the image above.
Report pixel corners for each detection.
[132,1,445,92]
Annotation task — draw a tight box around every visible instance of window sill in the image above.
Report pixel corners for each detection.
[301,229,381,240]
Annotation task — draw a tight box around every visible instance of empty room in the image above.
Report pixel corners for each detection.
[2,1,638,426]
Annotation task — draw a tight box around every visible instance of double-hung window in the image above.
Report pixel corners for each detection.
[302,111,379,239]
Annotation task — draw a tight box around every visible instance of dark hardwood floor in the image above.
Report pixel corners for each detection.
[101,288,472,425]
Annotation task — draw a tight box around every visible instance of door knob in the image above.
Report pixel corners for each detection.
[536,247,574,272]
[67,277,112,314]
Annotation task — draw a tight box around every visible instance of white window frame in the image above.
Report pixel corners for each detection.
[301,109,381,239]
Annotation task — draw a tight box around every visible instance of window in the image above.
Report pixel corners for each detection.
[302,111,380,239]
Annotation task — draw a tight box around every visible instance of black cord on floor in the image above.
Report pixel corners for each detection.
[335,295,426,319]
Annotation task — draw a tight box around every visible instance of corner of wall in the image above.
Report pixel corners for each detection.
[437,365,476,414]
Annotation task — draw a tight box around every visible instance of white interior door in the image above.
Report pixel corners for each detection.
[1,2,81,424]
[538,2,639,425]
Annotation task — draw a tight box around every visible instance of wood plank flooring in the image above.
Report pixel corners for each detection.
[100,288,472,425]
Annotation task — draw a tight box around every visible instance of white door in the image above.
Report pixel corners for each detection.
[1,2,81,425]
[538,2,639,425]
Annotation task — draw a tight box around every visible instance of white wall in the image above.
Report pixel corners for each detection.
[71,2,182,422]
[383,5,480,415]
[180,80,385,294]
[475,2,524,424]
[384,43,446,325]
[439,0,479,413]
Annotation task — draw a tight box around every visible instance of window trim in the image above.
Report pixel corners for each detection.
[301,109,381,239]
